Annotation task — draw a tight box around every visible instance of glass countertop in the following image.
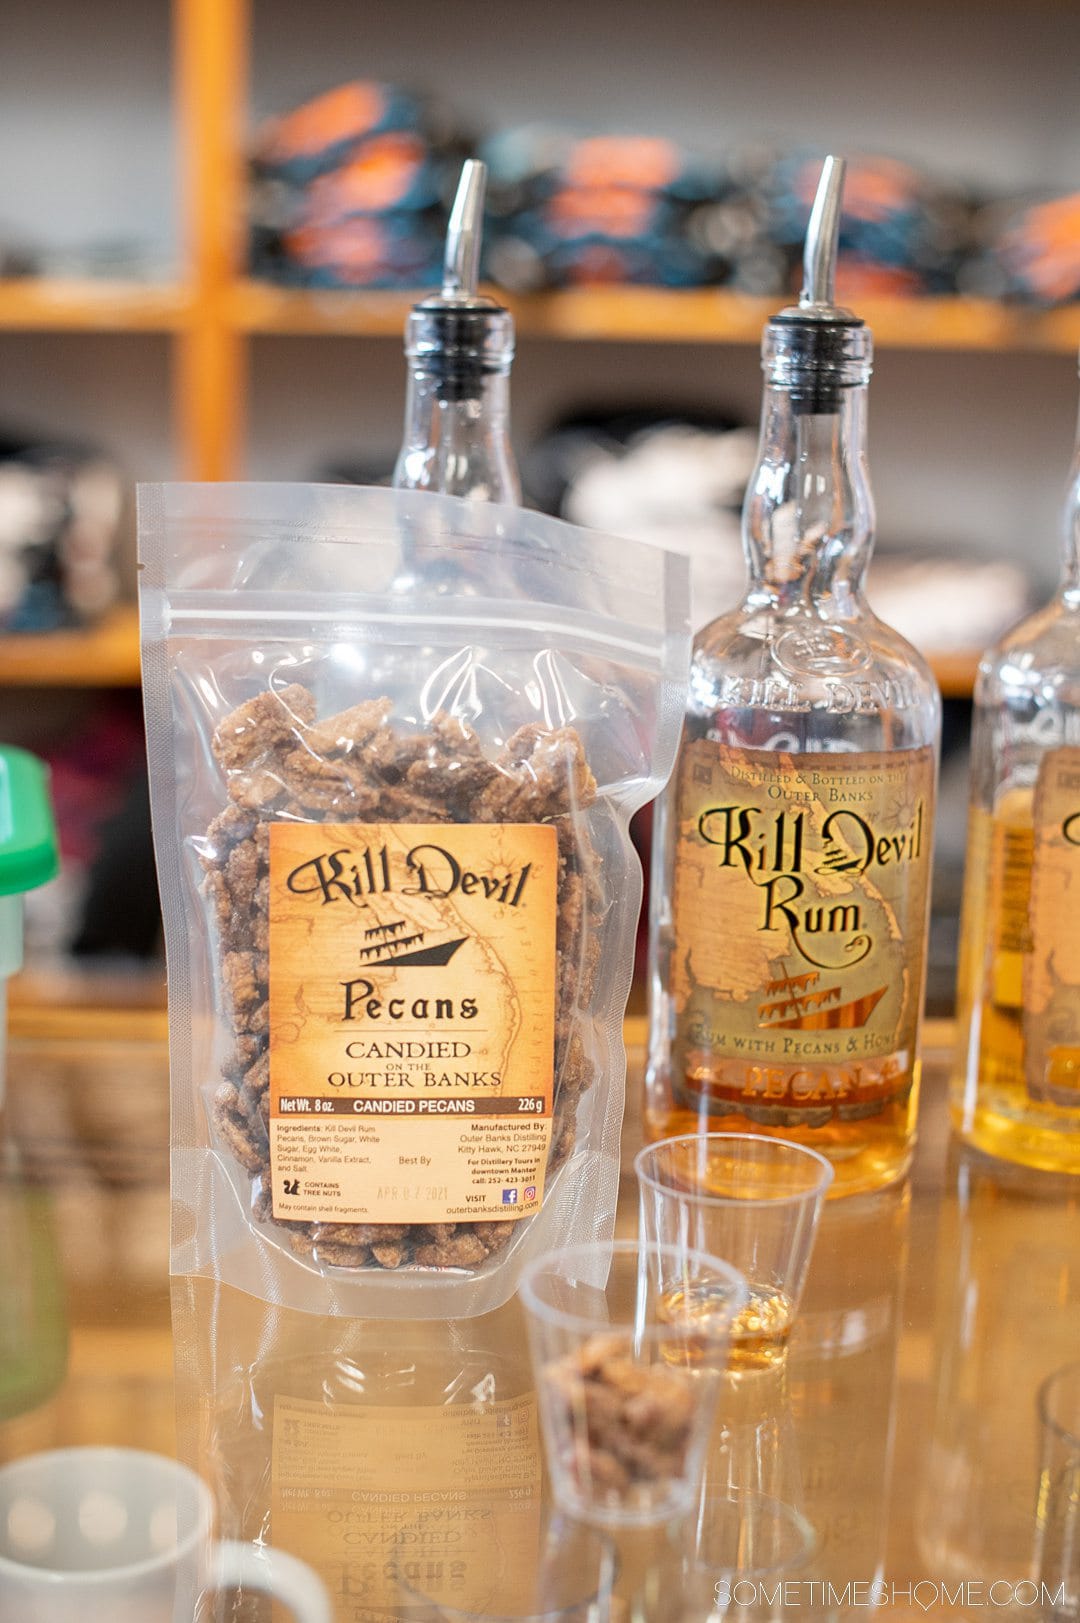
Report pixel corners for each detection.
[2,1012,1078,1621]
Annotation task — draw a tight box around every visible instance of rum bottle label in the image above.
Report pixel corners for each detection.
[1026,747,1080,1107]
[670,742,935,1126]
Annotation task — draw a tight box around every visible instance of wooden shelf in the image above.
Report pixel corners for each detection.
[230,279,1080,353]
[0,604,141,686]
[0,279,193,333]
[0,274,1075,355]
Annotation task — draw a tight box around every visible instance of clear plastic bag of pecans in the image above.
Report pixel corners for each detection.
[140,484,689,1317]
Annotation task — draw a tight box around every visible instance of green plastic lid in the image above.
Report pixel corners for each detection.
[0,747,60,896]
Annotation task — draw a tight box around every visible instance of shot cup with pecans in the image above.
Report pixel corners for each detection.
[521,1239,746,1528]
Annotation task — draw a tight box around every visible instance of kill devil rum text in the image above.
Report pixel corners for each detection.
[646,157,941,1195]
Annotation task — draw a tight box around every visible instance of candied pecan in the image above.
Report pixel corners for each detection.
[225,836,263,903]
[413,1231,489,1268]
[313,1222,410,1245]
[470,1221,516,1257]
[203,869,234,935]
[404,752,498,811]
[548,1108,577,1172]
[276,748,383,814]
[227,765,289,811]
[213,1083,267,1175]
[222,951,262,1016]
[201,804,258,869]
[242,1050,269,1101]
[314,1241,373,1267]
[558,1030,594,1099]
[557,871,586,959]
[212,684,316,771]
[222,1032,265,1082]
[574,1444,630,1493]
[373,783,448,822]
[371,1242,407,1269]
[238,999,269,1036]
[544,1333,697,1499]
[559,933,603,1009]
[579,935,603,1004]
[304,698,393,758]
[623,1382,695,1448]
[402,713,500,811]
[472,726,596,822]
[554,815,605,912]
[290,1232,371,1268]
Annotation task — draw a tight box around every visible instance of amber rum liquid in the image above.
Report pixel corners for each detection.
[659,1281,795,1373]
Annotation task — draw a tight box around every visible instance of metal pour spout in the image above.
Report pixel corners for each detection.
[441,159,487,303]
[799,155,848,317]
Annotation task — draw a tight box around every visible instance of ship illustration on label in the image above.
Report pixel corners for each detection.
[757,961,887,1033]
[359,918,468,969]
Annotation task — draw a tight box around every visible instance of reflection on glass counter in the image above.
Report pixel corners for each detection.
[788,1185,909,1606]
[915,1148,1080,1588]
[172,1280,552,1621]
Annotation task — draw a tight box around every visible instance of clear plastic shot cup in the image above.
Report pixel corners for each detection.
[1036,1361,1080,1621]
[520,1239,747,1529]
[635,1135,834,1372]
[672,1487,817,1623]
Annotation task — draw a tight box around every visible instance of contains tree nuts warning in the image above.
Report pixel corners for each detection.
[139,483,689,1319]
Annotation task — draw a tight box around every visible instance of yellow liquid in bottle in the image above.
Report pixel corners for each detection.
[952,789,1080,1172]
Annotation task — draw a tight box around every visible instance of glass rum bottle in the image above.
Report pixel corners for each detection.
[646,157,941,1195]
[951,360,1080,1173]
[393,159,520,504]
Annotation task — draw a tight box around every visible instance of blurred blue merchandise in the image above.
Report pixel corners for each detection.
[766,151,972,296]
[249,81,468,290]
[482,128,742,291]
[488,199,712,290]
[278,215,445,292]
[252,81,433,186]
[973,190,1080,305]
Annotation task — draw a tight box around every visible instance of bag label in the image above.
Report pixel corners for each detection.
[1025,748,1080,1106]
[268,822,557,1222]
[671,743,934,1125]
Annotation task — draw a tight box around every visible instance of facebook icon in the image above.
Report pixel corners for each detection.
[502,1188,519,1205]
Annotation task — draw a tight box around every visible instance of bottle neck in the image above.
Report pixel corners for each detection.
[393,365,520,504]
[743,380,874,616]
[1061,392,1080,600]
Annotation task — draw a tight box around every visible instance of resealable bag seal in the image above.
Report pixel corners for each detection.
[140,483,689,1318]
